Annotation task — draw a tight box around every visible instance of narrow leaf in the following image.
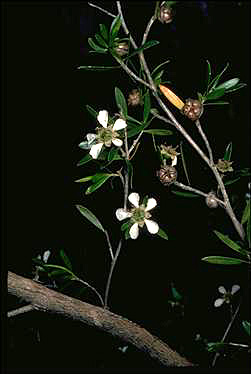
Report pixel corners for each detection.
[78,65,120,71]
[75,175,94,183]
[241,199,250,225]
[206,60,212,93]
[208,62,229,92]
[217,78,239,91]
[157,228,168,241]
[88,38,108,53]
[110,15,122,41]
[223,142,232,161]
[115,87,128,116]
[125,40,160,59]
[151,59,170,77]
[202,256,247,265]
[99,24,109,41]
[242,321,250,336]
[224,177,240,186]
[143,129,172,136]
[203,101,229,106]
[171,190,199,198]
[86,105,98,119]
[225,82,247,93]
[171,284,182,301]
[143,90,151,123]
[43,264,75,276]
[77,154,93,166]
[206,88,226,100]
[85,174,116,195]
[213,230,244,254]
[75,204,105,232]
[94,33,108,48]
[59,250,73,271]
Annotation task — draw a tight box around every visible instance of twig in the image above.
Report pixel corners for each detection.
[8,304,34,318]
[88,2,116,18]
[142,2,159,45]
[173,181,225,207]
[116,1,138,50]
[195,119,214,164]
[212,302,241,367]
[74,277,105,308]
[104,229,114,261]
[104,239,122,309]
[128,130,144,155]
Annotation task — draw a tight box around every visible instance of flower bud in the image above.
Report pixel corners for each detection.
[182,99,203,121]
[159,85,185,110]
[114,42,129,57]
[206,191,218,208]
[158,3,173,24]
[128,89,142,106]
[157,165,177,186]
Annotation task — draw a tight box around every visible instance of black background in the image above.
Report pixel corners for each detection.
[3,1,250,373]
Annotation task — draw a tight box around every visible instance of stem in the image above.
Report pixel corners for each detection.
[74,277,105,308]
[195,119,214,164]
[104,229,114,261]
[104,239,122,309]
[8,304,34,318]
[88,2,116,18]
[212,302,241,367]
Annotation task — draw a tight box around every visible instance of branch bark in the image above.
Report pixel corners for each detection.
[8,271,193,368]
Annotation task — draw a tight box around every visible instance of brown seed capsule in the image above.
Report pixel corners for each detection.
[158,4,173,24]
[206,191,218,208]
[157,166,177,186]
[181,98,203,121]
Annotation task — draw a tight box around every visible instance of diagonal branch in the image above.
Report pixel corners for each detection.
[8,271,193,368]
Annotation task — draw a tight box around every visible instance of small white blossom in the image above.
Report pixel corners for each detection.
[115,192,159,239]
[214,284,240,307]
[88,110,127,159]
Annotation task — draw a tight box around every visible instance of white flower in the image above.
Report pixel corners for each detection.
[116,192,159,239]
[214,284,240,307]
[88,110,127,159]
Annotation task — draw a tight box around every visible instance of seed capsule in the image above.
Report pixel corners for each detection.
[128,89,142,106]
[158,3,173,24]
[114,42,129,57]
[182,99,203,121]
[157,166,177,186]
[206,191,218,208]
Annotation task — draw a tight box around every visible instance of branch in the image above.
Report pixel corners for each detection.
[8,271,193,368]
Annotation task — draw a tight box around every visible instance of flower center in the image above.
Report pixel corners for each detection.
[97,127,119,146]
[131,206,151,226]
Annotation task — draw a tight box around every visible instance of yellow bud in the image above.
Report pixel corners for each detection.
[159,84,185,110]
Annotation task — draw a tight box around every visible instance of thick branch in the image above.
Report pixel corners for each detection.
[8,271,193,368]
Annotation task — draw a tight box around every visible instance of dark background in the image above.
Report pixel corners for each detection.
[3,1,250,373]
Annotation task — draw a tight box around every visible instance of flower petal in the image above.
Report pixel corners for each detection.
[218,286,226,294]
[145,219,159,234]
[231,284,240,294]
[112,138,123,147]
[128,192,140,207]
[145,198,157,211]
[89,143,103,159]
[214,298,224,307]
[113,118,127,131]
[171,156,177,166]
[87,133,97,143]
[129,223,139,239]
[97,110,108,128]
[116,208,132,221]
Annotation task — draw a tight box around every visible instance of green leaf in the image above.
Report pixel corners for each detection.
[115,87,127,117]
[180,141,191,186]
[242,321,250,336]
[75,175,94,183]
[78,65,120,71]
[247,215,250,247]
[208,62,229,92]
[143,90,151,123]
[77,154,93,166]
[88,37,108,53]
[225,82,247,93]
[203,101,229,106]
[207,342,225,353]
[85,174,117,194]
[125,40,160,59]
[95,33,108,48]
[151,59,170,78]
[213,230,244,255]
[216,78,239,91]
[205,60,212,93]
[126,115,143,126]
[171,283,182,301]
[43,264,75,276]
[153,69,164,86]
[224,177,240,186]
[241,199,250,225]
[223,142,232,161]
[75,204,105,232]
[202,256,247,265]
[59,250,73,271]
[206,88,226,100]
[121,221,130,231]
[157,228,168,241]
[126,159,134,189]
[110,15,122,42]
[99,24,109,41]
[171,190,199,198]
[86,105,98,119]
[143,129,172,136]
[108,147,121,161]
[127,124,146,138]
